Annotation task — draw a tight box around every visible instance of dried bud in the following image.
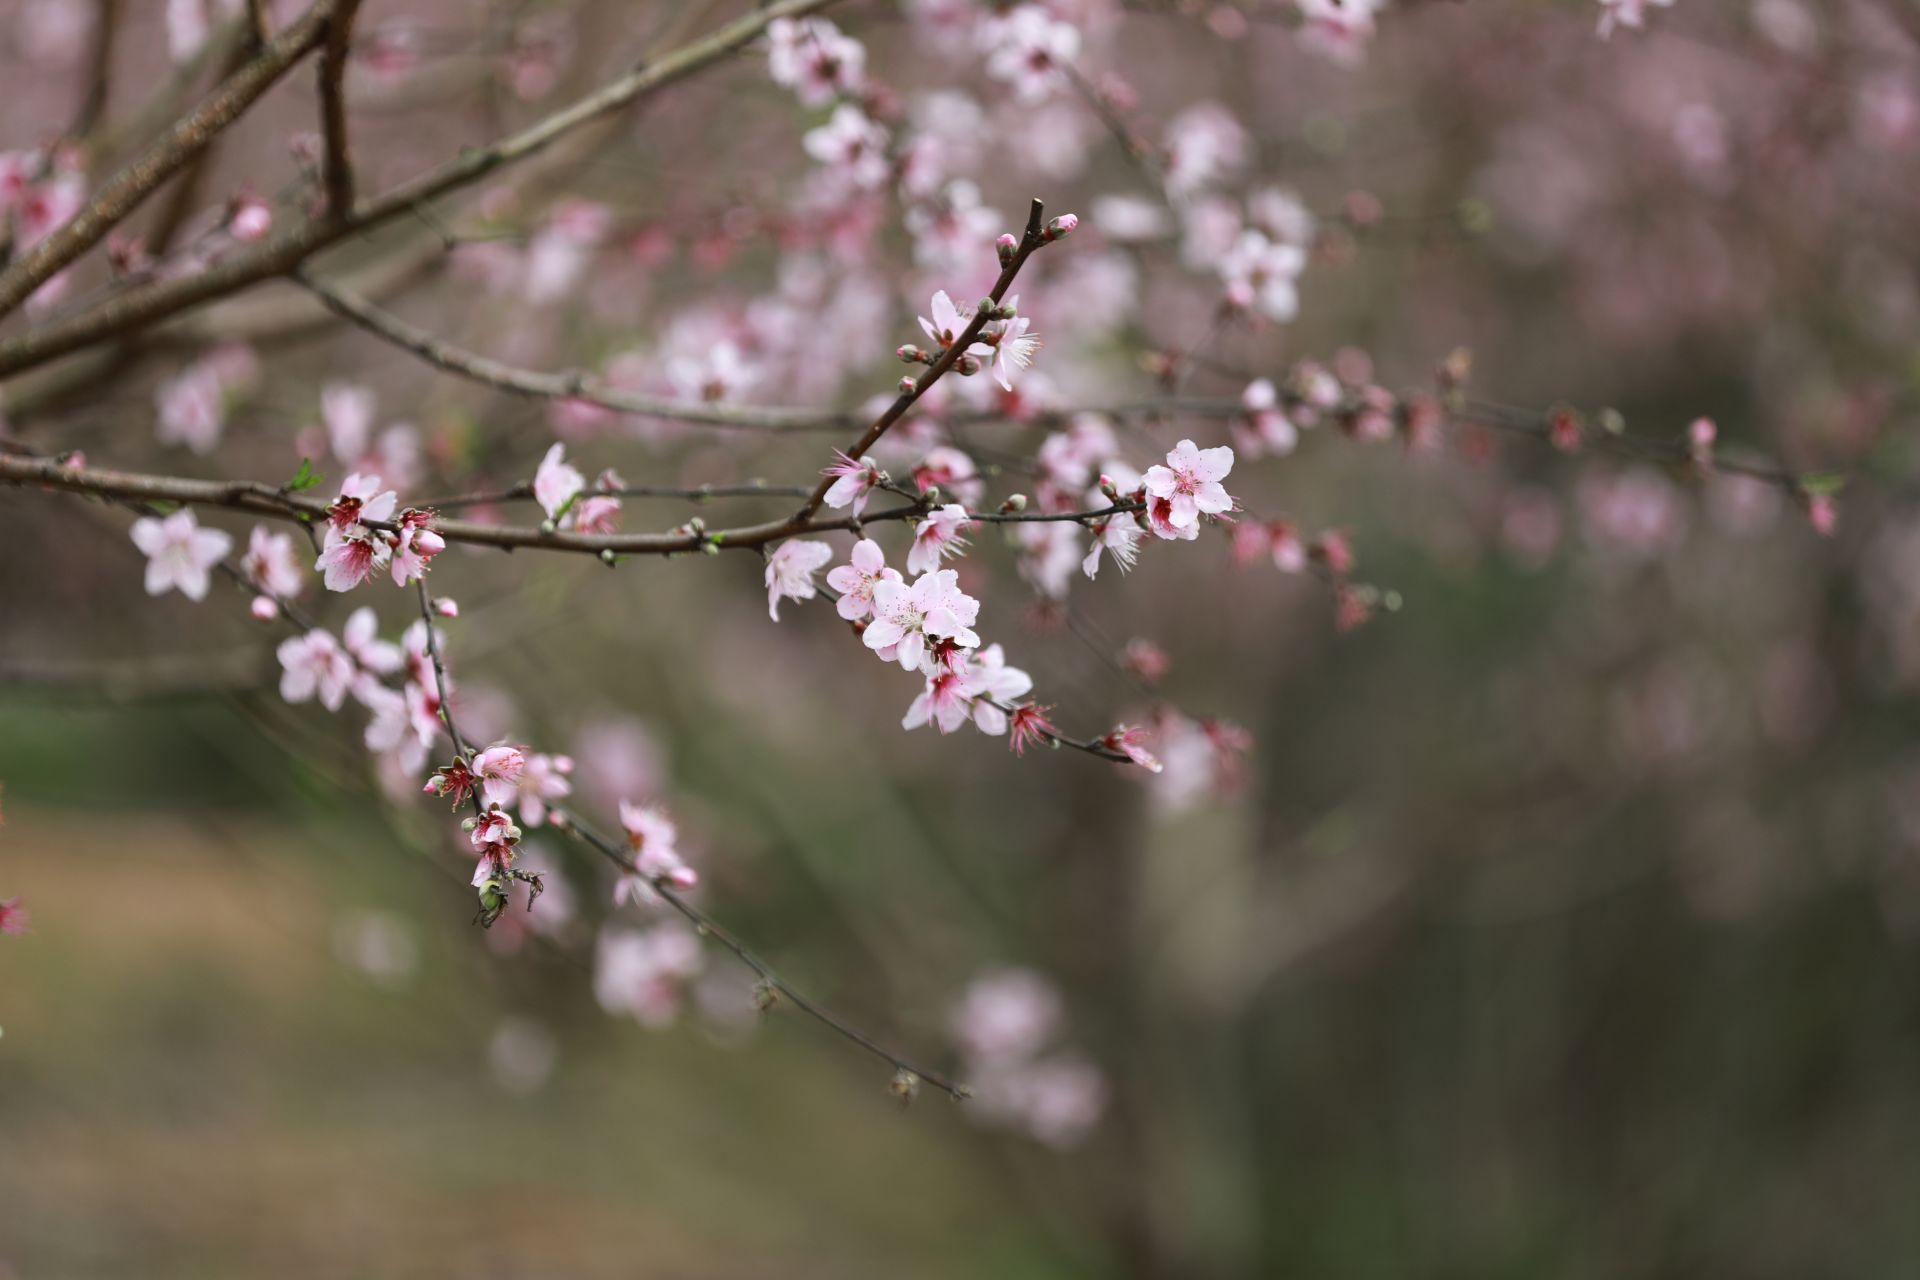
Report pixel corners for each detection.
[1043,212,1079,241]
[753,981,779,1014]
[956,355,981,377]
[890,1069,921,1105]
[1597,408,1627,436]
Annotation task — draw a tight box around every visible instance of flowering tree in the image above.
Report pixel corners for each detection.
[2,0,1911,1266]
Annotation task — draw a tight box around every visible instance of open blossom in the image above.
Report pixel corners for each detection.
[765,538,834,620]
[0,896,28,936]
[129,509,231,602]
[1220,229,1306,322]
[321,382,377,459]
[864,569,982,671]
[1142,439,1236,536]
[821,450,883,516]
[826,538,900,620]
[1164,101,1249,198]
[533,442,584,520]
[766,16,864,106]
[967,644,1034,734]
[1082,508,1143,580]
[342,607,403,675]
[469,806,522,854]
[803,104,890,190]
[324,473,397,545]
[316,533,384,592]
[981,5,1080,103]
[1295,0,1382,64]
[277,629,355,711]
[918,290,992,359]
[242,525,304,599]
[517,752,574,826]
[472,744,529,808]
[1237,378,1299,456]
[952,969,1062,1062]
[907,503,973,574]
[983,304,1043,391]
[913,445,983,505]
[594,923,704,1027]
[904,665,978,734]
[614,800,698,904]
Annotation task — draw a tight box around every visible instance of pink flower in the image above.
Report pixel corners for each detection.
[533,442,584,520]
[242,525,304,599]
[129,509,231,601]
[154,363,225,454]
[966,644,1034,734]
[472,744,529,808]
[918,290,992,358]
[825,537,900,620]
[1082,510,1142,579]
[904,665,977,734]
[980,6,1080,103]
[468,806,521,853]
[1596,0,1673,38]
[316,534,384,592]
[614,800,698,903]
[517,753,574,826]
[342,606,403,674]
[913,445,983,505]
[982,302,1043,391]
[1142,439,1236,535]
[766,16,865,107]
[1237,379,1299,456]
[277,630,355,711]
[0,896,29,936]
[321,382,377,459]
[864,569,982,671]
[1805,491,1838,536]
[951,969,1061,1061]
[324,473,398,546]
[1220,229,1306,322]
[765,538,834,620]
[594,923,704,1026]
[803,104,890,190]
[821,450,883,516]
[907,503,973,574]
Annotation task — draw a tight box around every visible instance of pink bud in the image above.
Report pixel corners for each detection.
[249,595,279,621]
[898,375,918,394]
[1688,417,1717,449]
[1044,213,1079,241]
[1805,492,1837,535]
[434,597,460,617]
[230,196,272,242]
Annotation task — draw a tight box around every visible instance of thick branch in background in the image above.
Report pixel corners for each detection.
[0,0,843,379]
[317,0,365,217]
[0,1,339,320]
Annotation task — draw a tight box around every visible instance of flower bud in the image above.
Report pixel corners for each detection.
[539,517,557,535]
[1043,213,1079,241]
[433,597,459,617]
[999,493,1028,513]
[599,548,617,566]
[1597,408,1626,436]
[890,1069,921,1105]
[896,344,927,363]
[249,595,278,621]
[898,375,918,394]
[956,355,981,376]
[995,233,1018,264]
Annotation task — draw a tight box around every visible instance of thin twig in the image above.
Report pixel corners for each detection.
[549,807,970,1100]
[318,0,366,218]
[0,0,340,319]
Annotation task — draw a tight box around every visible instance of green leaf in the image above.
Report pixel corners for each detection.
[287,457,323,493]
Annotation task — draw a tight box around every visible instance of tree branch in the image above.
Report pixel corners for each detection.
[0,0,844,378]
[0,0,339,320]
[318,0,365,218]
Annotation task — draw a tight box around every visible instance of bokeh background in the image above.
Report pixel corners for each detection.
[5,0,1920,1275]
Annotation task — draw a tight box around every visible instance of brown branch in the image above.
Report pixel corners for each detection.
[318,0,365,218]
[296,270,859,433]
[69,0,121,140]
[0,1,339,320]
[0,453,1142,557]
[796,198,1054,521]
[0,0,844,378]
